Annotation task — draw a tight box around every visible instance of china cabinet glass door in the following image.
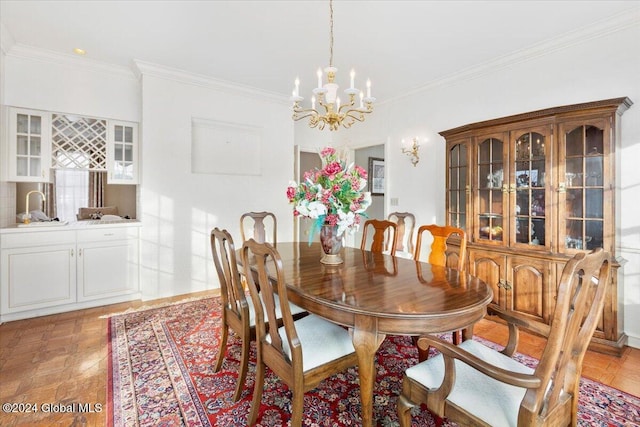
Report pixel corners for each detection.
[447,140,469,231]
[511,127,550,248]
[476,135,506,244]
[558,119,610,253]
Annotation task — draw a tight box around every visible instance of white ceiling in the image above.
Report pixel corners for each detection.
[1,1,639,102]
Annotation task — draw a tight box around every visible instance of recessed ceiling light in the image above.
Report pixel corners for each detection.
[73,48,86,56]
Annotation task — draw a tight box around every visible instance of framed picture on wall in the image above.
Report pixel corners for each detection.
[368,157,385,195]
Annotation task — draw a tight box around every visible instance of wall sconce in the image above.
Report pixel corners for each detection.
[401,137,420,167]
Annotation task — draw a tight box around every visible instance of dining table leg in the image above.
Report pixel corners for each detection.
[352,315,386,427]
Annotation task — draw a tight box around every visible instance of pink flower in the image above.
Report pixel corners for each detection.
[350,177,360,190]
[286,186,296,200]
[325,213,338,225]
[354,165,367,178]
[320,147,336,158]
[323,161,342,179]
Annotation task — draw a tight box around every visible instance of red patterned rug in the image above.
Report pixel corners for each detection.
[107,296,640,426]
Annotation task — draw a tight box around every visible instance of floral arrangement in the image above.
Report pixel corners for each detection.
[286,147,371,241]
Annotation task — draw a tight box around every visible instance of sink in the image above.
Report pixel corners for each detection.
[17,221,69,228]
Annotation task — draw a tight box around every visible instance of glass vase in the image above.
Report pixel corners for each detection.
[319,224,343,265]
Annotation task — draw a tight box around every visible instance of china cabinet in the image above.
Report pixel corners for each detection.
[441,97,632,355]
[7,108,51,182]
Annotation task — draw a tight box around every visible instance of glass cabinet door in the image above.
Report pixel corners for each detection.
[447,140,469,231]
[476,135,506,244]
[558,119,610,252]
[8,108,51,182]
[511,127,550,248]
[108,121,138,184]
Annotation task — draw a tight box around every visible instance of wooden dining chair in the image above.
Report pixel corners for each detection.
[413,224,467,360]
[210,228,304,402]
[388,212,416,258]
[240,211,277,245]
[240,239,358,427]
[414,224,467,271]
[398,248,612,427]
[360,219,398,256]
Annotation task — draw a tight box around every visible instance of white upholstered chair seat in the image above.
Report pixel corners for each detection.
[405,339,534,427]
[245,292,306,327]
[273,314,355,372]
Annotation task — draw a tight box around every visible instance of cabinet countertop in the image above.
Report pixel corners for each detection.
[0,220,141,234]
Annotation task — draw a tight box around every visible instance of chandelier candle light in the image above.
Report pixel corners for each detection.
[287,147,371,264]
[289,0,375,131]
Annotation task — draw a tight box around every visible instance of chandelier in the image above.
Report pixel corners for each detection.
[289,0,375,131]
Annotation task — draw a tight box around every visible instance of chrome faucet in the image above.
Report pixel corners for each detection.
[24,190,46,224]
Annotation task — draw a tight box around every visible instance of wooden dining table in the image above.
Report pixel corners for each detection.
[242,242,493,427]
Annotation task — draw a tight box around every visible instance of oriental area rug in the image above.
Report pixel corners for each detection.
[107,296,640,426]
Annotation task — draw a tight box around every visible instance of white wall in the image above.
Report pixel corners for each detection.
[138,69,293,299]
[325,22,640,347]
[3,46,139,121]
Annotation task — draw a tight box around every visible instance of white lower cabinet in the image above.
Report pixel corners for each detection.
[0,224,140,321]
[77,228,139,302]
[3,243,76,312]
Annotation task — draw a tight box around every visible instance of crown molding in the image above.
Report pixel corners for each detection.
[0,22,16,55]
[132,59,289,104]
[385,8,640,104]
[5,43,136,79]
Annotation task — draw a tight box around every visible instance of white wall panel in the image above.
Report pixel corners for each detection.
[139,73,293,299]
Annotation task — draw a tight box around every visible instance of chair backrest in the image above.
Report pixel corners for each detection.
[388,212,416,256]
[240,239,300,373]
[360,219,398,255]
[520,248,611,425]
[210,228,247,324]
[240,211,277,245]
[414,224,467,271]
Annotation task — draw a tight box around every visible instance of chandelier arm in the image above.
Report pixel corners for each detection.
[292,110,321,121]
[342,109,370,121]
[336,99,356,113]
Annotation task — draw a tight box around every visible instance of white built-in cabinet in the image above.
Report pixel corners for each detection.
[76,227,139,301]
[0,224,140,321]
[5,107,138,184]
[7,108,51,182]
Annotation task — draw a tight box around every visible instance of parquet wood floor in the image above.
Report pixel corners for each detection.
[1,292,638,426]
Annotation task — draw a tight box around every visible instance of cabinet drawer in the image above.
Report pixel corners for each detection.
[77,227,137,243]
[1,230,76,249]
